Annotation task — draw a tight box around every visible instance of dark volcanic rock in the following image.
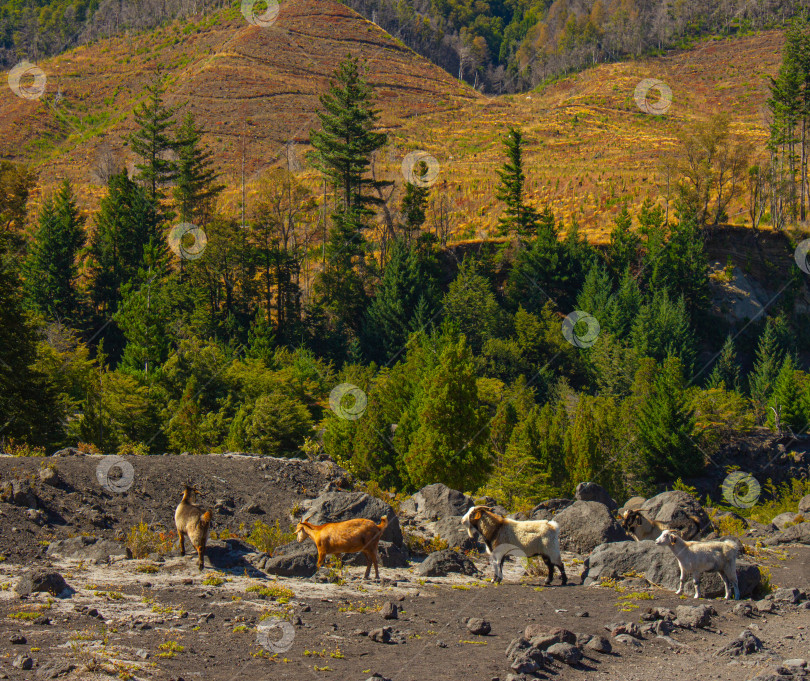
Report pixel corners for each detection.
[400,483,474,522]
[14,570,72,598]
[466,618,491,635]
[46,536,127,563]
[262,541,318,577]
[714,630,763,657]
[554,501,629,554]
[416,549,478,577]
[575,482,618,511]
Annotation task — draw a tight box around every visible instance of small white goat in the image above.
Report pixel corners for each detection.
[656,529,740,600]
[461,506,566,585]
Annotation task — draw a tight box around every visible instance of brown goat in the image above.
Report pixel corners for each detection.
[621,509,702,542]
[295,516,388,580]
[174,486,212,571]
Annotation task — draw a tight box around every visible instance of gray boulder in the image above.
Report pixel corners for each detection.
[798,494,810,515]
[430,516,483,552]
[640,491,710,536]
[262,541,318,577]
[582,540,761,598]
[546,642,582,665]
[416,549,478,577]
[401,484,473,522]
[675,604,715,628]
[554,501,629,554]
[771,512,798,530]
[575,482,618,512]
[530,498,573,521]
[15,571,72,598]
[764,522,810,546]
[0,479,37,508]
[617,496,646,516]
[46,536,127,563]
[714,630,763,657]
[304,492,401,546]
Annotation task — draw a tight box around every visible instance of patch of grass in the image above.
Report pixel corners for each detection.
[618,592,654,601]
[756,565,775,597]
[245,520,296,555]
[157,640,184,658]
[94,591,125,600]
[404,532,449,555]
[460,640,488,645]
[126,522,175,559]
[136,564,160,574]
[451,585,470,590]
[313,665,333,672]
[233,625,249,633]
[8,611,39,620]
[202,574,225,587]
[246,583,295,601]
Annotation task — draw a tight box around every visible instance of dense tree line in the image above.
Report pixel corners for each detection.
[345,0,810,92]
[1,56,809,509]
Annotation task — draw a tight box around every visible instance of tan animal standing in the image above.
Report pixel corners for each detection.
[174,486,212,571]
[295,516,388,580]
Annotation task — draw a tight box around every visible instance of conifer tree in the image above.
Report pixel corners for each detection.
[749,319,785,423]
[362,238,438,363]
[173,113,223,224]
[636,356,702,482]
[606,266,642,339]
[129,71,178,206]
[607,205,640,276]
[403,337,490,491]
[89,172,163,318]
[630,289,696,370]
[310,55,389,333]
[496,127,539,239]
[23,180,85,322]
[768,354,804,433]
[706,334,741,391]
[400,161,429,245]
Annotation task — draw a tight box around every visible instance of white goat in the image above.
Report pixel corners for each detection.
[655,529,740,600]
[461,506,566,585]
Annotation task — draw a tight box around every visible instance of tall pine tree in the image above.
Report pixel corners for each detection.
[496,127,539,239]
[23,180,85,323]
[173,113,223,224]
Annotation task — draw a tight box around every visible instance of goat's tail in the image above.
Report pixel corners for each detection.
[376,515,389,535]
[200,510,213,529]
[547,519,560,531]
[723,536,743,554]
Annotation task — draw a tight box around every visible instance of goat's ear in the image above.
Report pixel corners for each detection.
[669,533,677,545]
[472,509,482,522]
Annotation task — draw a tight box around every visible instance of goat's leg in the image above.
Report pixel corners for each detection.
[556,560,567,586]
[178,531,186,557]
[541,556,554,585]
[675,565,686,595]
[726,567,740,600]
[362,551,372,580]
[372,550,380,580]
[693,575,701,599]
[196,542,205,572]
[489,554,499,583]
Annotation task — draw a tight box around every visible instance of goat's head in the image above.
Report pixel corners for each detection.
[295,522,308,543]
[460,505,490,539]
[622,510,644,533]
[655,529,680,547]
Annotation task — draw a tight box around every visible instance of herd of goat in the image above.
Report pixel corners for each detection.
[173,486,742,600]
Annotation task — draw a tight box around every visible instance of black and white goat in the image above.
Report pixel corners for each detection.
[461,505,566,585]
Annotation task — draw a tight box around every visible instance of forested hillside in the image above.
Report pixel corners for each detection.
[2,0,808,91]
